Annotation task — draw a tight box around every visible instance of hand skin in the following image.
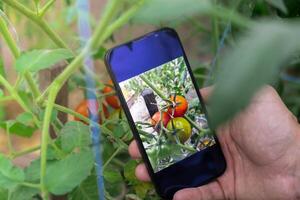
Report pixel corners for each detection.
[128,86,300,200]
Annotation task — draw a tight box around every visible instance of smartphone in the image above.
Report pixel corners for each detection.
[105,28,226,199]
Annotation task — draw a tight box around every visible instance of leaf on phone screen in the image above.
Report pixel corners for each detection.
[209,21,300,128]
[15,49,73,73]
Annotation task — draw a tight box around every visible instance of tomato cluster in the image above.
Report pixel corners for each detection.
[151,95,192,143]
[151,111,170,127]
[74,99,109,124]
[74,80,121,124]
[102,80,121,109]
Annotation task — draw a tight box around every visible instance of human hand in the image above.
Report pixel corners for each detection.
[128,86,300,200]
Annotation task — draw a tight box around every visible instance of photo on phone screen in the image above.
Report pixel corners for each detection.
[119,56,216,172]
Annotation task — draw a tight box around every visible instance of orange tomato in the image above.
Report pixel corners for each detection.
[151,111,170,127]
[167,95,188,117]
[74,100,109,124]
[103,80,121,109]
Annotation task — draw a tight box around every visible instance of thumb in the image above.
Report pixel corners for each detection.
[173,181,225,200]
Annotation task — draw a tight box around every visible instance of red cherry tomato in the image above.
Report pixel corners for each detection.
[74,100,109,124]
[167,95,188,117]
[151,111,170,127]
[103,80,121,109]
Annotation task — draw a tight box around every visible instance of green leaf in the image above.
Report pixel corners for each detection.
[0,154,25,189]
[69,173,99,200]
[0,1,3,12]
[38,108,58,123]
[210,21,300,128]
[16,112,34,126]
[59,121,91,153]
[265,0,287,13]
[0,187,8,200]
[133,0,212,24]
[0,121,37,137]
[15,49,73,73]
[9,186,39,200]
[45,150,94,195]
[0,89,3,97]
[124,160,138,184]
[24,159,40,183]
[93,46,107,60]
[103,169,122,184]
[134,182,153,199]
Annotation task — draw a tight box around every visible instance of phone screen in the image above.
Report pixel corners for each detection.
[119,55,216,172]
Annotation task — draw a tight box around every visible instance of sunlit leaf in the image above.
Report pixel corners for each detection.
[15,49,73,73]
[210,20,300,128]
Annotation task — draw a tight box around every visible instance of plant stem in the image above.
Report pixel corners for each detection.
[0,74,40,126]
[2,0,70,50]
[39,0,56,17]
[184,115,204,132]
[0,96,14,104]
[6,125,14,156]
[24,73,40,99]
[12,145,41,159]
[102,147,123,171]
[40,84,58,200]
[0,14,41,98]
[35,19,69,50]
[52,102,90,123]
[177,142,197,153]
[140,75,168,100]
[0,16,20,57]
